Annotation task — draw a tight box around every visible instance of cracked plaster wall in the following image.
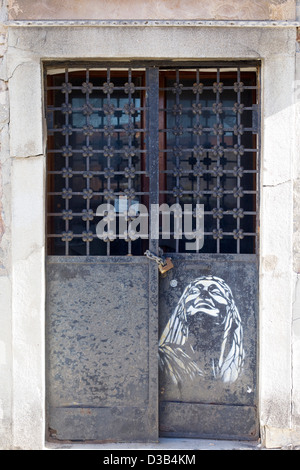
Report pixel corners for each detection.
[0,0,12,450]
[292,31,300,442]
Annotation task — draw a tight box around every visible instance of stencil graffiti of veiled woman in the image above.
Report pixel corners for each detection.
[159,276,245,385]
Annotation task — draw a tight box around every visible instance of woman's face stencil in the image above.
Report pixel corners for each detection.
[159,276,245,384]
[184,279,228,324]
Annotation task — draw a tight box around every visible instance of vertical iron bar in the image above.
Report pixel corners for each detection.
[106,67,111,256]
[175,69,180,253]
[195,68,201,253]
[216,68,220,254]
[65,67,70,256]
[86,67,90,256]
[127,68,132,255]
[237,67,241,254]
[147,67,160,255]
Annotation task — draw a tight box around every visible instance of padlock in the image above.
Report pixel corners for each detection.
[158,257,174,274]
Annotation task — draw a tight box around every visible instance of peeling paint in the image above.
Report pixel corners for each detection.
[262,424,300,448]
[0,216,3,245]
[0,341,6,365]
[269,0,296,20]
[263,255,279,272]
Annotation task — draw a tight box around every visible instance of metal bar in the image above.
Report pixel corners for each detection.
[44,59,261,70]
[85,67,90,256]
[216,67,221,254]
[147,67,160,255]
[236,66,241,254]
[64,67,70,256]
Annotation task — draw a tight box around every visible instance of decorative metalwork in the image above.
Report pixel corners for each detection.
[46,65,149,256]
[46,63,259,256]
[159,65,259,254]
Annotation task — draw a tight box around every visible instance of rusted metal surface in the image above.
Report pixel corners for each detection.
[159,403,258,440]
[46,256,158,442]
[158,254,258,440]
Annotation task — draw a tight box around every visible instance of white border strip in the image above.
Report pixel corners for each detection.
[6,19,300,28]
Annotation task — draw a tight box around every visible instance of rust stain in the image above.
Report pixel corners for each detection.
[48,427,57,438]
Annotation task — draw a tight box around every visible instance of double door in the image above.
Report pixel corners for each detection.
[45,62,259,441]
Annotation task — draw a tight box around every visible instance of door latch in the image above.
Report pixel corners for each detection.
[144,250,174,275]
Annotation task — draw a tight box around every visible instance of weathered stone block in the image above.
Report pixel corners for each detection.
[7,0,296,21]
[9,60,43,158]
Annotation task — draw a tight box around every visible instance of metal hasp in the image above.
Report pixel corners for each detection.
[45,62,260,442]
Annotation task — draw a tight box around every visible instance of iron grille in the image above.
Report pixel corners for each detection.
[45,63,259,256]
[46,66,149,256]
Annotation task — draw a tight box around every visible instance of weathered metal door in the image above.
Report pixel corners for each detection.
[45,63,259,442]
[156,66,259,440]
[45,65,159,442]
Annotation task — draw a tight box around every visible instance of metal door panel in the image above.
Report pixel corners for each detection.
[158,254,258,439]
[159,403,258,440]
[46,256,158,442]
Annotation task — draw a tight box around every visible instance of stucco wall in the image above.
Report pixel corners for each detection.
[293,46,300,438]
[7,0,297,21]
[0,0,11,451]
[0,0,300,450]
